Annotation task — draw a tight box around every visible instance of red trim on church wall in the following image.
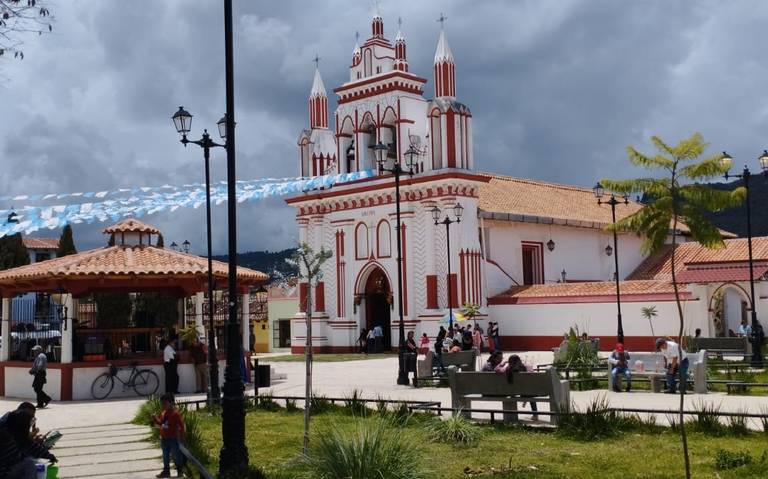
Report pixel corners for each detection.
[426,275,438,309]
[299,282,308,312]
[315,281,325,312]
[446,109,456,168]
[448,273,458,308]
[459,250,466,305]
[60,366,73,401]
[500,335,659,352]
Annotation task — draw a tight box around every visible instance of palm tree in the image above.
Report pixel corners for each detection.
[601,133,744,479]
[287,243,332,455]
[640,306,658,338]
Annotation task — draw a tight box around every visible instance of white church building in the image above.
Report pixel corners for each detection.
[286,14,768,353]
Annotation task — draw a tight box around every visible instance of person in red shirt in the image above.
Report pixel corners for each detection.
[153,393,186,478]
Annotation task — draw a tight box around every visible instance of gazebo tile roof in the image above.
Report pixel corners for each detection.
[103,218,161,234]
[0,245,267,283]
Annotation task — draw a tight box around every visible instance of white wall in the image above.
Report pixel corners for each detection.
[4,366,61,401]
[484,220,647,296]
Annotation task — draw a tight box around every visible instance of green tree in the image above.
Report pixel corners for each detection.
[602,133,744,479]
[56,224,77,257]
[156,233,165,248]
[107,234,115,247]
[0,233,29,270]
[460,302,481,327]
[286,242,332,455]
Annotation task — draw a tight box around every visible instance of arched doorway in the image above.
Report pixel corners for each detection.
[710,283,751,337]
[364,267,392,351]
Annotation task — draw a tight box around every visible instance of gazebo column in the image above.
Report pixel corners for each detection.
[60,294,74,364]
[241,293,250,352]
[194,292,204,339]
[1,297,10,361]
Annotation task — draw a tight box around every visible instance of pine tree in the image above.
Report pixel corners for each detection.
[0,234,30,270]
[108,234,115,246]
[602,133,744,479]
[56,225,77,257]
[156,233,165,248]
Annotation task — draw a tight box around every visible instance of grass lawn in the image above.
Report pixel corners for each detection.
[258,353,396,362]
[192,406,768,478]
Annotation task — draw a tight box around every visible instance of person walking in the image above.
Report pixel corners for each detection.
[608,342,632,392]
[490,321,500,350]
[656,338,688,394]
[189,338,208,394]
[29,345,51,409]
[357,328,368,354]
[434,326,447,374]
[163,337,179,394]
[153,393,186,478]
[486,322,495,351]
[373,324,384,353]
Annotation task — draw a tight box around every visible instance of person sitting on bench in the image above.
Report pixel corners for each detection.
[608,342,631,392]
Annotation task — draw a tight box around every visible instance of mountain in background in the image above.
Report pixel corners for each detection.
[704,179,768,238]
[214,248,298,282]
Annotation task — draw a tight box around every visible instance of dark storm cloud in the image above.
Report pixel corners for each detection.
[2,0,768,253]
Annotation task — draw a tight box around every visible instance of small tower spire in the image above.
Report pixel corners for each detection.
[371,4,384,38]
[308,56,328,129]
[352,31,361,66]
[394,17,408,72]
[433,13,456,98]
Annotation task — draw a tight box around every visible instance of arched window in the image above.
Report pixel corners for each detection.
[364,48,372,77]
[355,223,369,259]
[377,220,391,258]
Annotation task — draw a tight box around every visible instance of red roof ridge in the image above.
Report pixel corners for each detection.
[103,218,161,235]
[477,171,612,196]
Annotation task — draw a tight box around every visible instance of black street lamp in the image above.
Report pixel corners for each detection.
[719,151,768,367]
[172,106,224,402]
[372,141,415,386]
[593,182,629,344]
[182,240,191,254]
[431,202,464,331]
[253,285,268,322]
[219,0,248,470]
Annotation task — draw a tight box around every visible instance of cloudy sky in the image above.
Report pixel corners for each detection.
[1,0,767,254]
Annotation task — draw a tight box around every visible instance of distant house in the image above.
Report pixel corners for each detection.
[22,237,59,263]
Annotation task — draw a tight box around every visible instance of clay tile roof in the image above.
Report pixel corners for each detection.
[22,237,59,250]
[490,280,688,304]
[103,219,161,235]
[0,245,267,285]
[627,237,768,281]
[477,174,644,228]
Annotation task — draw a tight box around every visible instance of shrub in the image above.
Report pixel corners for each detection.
[715,449,753,470]
[305,418,425,479]
[179,405,210,464]
[557,396,620,440]
[343,389,368,416]
[286,398,300,413]
[219,464,269,479]
[255,393,282,412]
[424,413,482,445]
[132,395,162,427]
[726,409,750,436]
[310,393,334,415]
[687,400,725,436]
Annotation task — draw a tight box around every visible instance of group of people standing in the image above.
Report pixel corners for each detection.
[357,324,385,353]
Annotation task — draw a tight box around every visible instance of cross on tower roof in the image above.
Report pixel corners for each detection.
[355,31,360,43]
[437,12,447,28]
[312,54,321,68]
[397,17,402,30]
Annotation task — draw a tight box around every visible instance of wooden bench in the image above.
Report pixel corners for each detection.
[447,368,570,425]
[414,350,477,387]
[607,351,707,394]
[689,337,748,358]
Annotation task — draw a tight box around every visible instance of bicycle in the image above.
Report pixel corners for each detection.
[91,362,160,400]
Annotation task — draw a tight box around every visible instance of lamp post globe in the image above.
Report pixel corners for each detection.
[172,106,193,137]
[758,150,768,172]
[592,182,605,199]
[719,151,734,173]
[217,115,227,139]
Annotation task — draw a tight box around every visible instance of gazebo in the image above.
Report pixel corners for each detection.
[0,219,267,401]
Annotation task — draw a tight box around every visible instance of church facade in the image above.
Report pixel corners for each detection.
[286,15,768,353]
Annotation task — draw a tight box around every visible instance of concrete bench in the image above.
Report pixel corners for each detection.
[607,350,707,394]
[415,350,476,386]
[689,337,748,358]
[447,368,570,425]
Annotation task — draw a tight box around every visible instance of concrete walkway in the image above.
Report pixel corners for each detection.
[55,422,163,479]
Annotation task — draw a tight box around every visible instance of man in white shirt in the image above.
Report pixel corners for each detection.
[163,337,179,394]
[656,338,688,394]
[372,324,383,353]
